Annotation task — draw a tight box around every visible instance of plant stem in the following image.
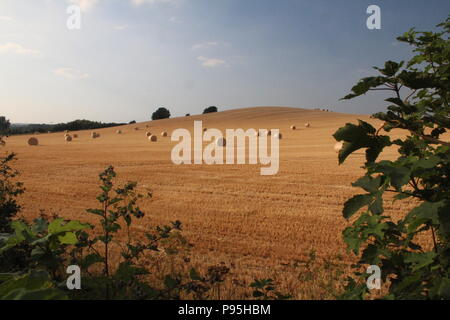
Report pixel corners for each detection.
[431,226,438,253]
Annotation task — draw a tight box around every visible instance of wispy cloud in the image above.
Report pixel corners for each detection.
[192,41,220,50]
[68,0,177,11]
[130,0,177,6]
[54,68,90,79]
[69,0,99,12]
[113,24,131,30]
[197,56,227,68]
[0,42,40,56]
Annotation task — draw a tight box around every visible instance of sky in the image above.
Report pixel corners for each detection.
[0,0,449,123]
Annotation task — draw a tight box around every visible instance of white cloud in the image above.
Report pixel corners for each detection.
[192,41,221,51]
[113,24,131,30]
[130,0,176,5]
[0,43,40,56]
[197,56,227,68]
[0,16,14,22]
[69,0,99,12]
[54,68,90,79]
[68,0,177,11]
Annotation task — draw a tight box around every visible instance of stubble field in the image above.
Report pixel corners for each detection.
[3,106,414,299]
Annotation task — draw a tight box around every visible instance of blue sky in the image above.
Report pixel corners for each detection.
[0,0,449,123]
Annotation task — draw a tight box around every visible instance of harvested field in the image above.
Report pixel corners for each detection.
[4,106,416,299]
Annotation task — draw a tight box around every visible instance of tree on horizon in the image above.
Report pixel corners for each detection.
[152,107,171,120]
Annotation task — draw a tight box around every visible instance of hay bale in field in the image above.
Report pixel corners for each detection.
[290,125,296,130]
[161,131,168,137]
[65,130,69,133]
[145,125,149,128]
[0,138,5,147]
[334,142,343,153]
[149,135,157,142]
[73,134,78,138]
[134,127,139,131]
[146,131,152,137]
[28,137,38,146]
[216,137,226,147]
[305,123,311,128]
[91,132,99,139]
[116,130,122,134]
[65,135,72,142]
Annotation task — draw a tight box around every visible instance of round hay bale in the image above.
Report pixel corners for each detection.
[73,134,78,138]
[146,131,152,137]
[274,132,282,139]
[0,138,5,147]
[28,137,39,146]
[65,135,72,142]
[116,130,122,134]
[65,130,69,134]
[149,135,157,142]
[290,125,296,130]
[161,131,168,137]
[91,132,99,139]
[305,123,311,128]
[334,142,343,153]
[216,137,226,147]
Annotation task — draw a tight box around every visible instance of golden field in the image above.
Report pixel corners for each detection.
[2,106,417,299]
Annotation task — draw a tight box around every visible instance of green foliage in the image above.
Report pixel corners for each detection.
[0,270,67,300]
[335,16,450,299]
[152,107,171,120]
[250,279,291,300]
[0,117,10,136]
[203,106,218,114]
[8,119,124,135]
[0,153,24,233]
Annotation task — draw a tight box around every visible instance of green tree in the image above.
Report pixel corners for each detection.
[152,107,171,120]
[0,117,10,135]
[334,16,449,299]
[203,106,218,114]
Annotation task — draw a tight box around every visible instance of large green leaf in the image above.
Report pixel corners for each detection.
[406,200,446,232]
[352,175,382,193]
[48,219,90,234]
[343,194,372,219]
